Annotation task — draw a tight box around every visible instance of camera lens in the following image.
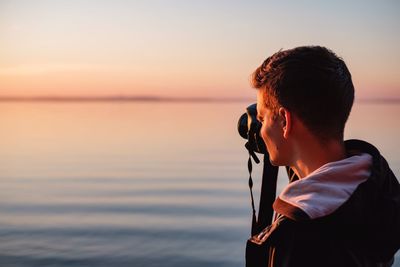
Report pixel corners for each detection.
[238,113,249,139]
[237,103,267,154]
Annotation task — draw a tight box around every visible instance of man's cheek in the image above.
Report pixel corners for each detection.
[260,125,268,143]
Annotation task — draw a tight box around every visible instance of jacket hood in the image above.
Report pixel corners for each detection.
[269,139,400,262]
[274,153,372,220]
[273,139,398,222]
[265,140,400,266]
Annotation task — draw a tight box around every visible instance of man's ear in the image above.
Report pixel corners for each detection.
[278,107,291,139]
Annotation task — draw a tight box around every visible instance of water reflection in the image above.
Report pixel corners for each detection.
[0,101,399,267]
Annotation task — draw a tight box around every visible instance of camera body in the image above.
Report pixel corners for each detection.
[237,103,267,154]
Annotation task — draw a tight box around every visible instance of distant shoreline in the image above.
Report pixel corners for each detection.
[0,96,252,103]
[0,96,399,104]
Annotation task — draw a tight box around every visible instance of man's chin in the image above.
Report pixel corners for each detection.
[268,158,279,166]
[269,157,285,167]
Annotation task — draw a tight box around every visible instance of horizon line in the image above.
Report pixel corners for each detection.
[0,95,252,103]
[0,95,399,103]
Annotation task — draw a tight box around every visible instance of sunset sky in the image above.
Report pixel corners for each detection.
[1,0,399,99]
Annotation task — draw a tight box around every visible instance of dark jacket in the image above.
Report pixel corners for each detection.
[259,140,400,267]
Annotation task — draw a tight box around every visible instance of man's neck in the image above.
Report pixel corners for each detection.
[291,138,346,179]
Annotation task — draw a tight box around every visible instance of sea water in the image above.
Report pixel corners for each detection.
[0,101,399,267]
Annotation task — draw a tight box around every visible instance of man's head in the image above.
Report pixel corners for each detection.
[252,46,354,141]
[252,46,354,165]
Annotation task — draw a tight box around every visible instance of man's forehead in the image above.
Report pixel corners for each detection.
[257,88,271,101]
[256,101,266,120]
[256,91,267,107]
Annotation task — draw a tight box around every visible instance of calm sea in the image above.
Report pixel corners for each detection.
[0,101,399,267]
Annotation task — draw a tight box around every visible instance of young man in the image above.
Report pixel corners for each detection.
[251,46,400,267]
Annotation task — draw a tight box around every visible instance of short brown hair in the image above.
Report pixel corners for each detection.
[251,46,354,141]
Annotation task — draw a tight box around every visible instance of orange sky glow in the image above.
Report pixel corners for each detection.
[1,1,399,100]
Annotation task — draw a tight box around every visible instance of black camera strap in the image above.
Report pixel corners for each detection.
[245,142,279,235]
[257,154,279,232]
[247,150,258,236]
[245,149,279,267]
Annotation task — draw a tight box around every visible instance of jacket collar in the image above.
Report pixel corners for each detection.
[273,140,374,221]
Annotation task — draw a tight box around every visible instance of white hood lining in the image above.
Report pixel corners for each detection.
[278,153,372,219]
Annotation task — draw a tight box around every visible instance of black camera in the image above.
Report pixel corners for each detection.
[237,103,267,154]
